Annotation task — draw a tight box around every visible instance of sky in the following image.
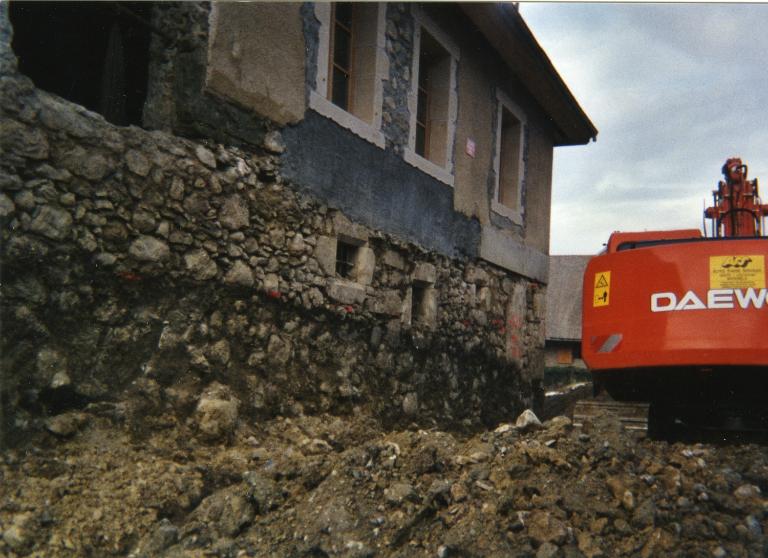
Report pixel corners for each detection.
[519,3,768,255]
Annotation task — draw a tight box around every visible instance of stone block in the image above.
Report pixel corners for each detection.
[533,288,546,320]
[478,286,492,311]
[402,393,419,416]
[185,249,218,280]
[355,246,375,285]
[219,194,249,230]
[29,205,72,240]
[412,262,436,284]
[333,212,368,244]
[327,279,366,305]
[382,249,406,270]
[206,3,306,125]
[129,235,170,262]
[287,232,306,253]
[224,261,254,287]
[125,149,151,176]
[464,265,489,286]
[195,145,217,169]
[263,273,280,292]
[369,290,403,317]
[314,235,337,276]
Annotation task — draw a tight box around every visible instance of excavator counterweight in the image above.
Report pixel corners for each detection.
[580,158,768,437]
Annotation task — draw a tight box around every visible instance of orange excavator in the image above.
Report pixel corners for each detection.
[581,158,768,436]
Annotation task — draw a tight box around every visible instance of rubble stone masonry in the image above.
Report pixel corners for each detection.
[0,5,545,446]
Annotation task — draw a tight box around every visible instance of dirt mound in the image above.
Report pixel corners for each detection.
[1,408,767,557]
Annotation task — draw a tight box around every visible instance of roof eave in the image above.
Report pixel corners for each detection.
[459,3,598,146]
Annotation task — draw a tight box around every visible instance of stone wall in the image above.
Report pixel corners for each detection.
[0,3,546,447]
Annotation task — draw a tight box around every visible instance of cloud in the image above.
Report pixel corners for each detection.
[520,4,768,253]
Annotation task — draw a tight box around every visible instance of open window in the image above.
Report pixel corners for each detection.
[492,90,527,225]
[405,11,459,187]
[9,1,152,127]
[311,2,386,147]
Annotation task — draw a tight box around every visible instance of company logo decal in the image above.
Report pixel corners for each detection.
[651,288,767,312]
[710,255,765,289]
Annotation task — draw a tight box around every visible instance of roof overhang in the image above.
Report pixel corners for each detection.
[459,3,597,146]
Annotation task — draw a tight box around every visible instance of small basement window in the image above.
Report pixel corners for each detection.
[9,1,152,127]
[335,240,359,279]
[409,281,436,327]
[411,283,427,323]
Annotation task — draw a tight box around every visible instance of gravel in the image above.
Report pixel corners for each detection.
[1,408,767,557]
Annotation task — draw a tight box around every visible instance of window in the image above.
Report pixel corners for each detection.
[409,281,436,327]
[414,30,450,166]
[311,3,386,147]
[405,11,459,187]
[335,240,359,279]
[328,3,353,111]
[492,90,527,225]
[8,2,151,127]
[415,65,430,158]
[411,283,427,321]
[556,347,574,365]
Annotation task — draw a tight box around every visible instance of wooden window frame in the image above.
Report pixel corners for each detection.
[328,3,355,113]
[404,9,459,187]
[415,70,430,158]
[310,3,386,148]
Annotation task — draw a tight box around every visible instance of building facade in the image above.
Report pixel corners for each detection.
[0,2,595,443]
[544,256,591,390]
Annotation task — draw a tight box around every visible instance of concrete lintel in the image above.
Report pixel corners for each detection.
[412,262,437,285]
[333,212,369,244]
[480,226,548,283]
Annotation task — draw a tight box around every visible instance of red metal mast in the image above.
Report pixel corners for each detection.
[705,157,768,238]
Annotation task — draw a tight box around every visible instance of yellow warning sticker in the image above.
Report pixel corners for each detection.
[593,271,611,307]
[710,255,765,289]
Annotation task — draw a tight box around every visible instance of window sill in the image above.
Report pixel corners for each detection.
[403,149,455,187]
[491,200,523,226]
[309,91,385,149]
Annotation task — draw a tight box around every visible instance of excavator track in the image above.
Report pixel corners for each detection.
[572,399,649,433]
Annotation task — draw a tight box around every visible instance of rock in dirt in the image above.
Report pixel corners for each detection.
[2,410,768,558]
[194,382,239,441]
[515,408,542,432]
[45,411,88,437]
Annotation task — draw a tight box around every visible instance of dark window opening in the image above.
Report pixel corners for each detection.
[329,2,353,111]
[412,283,427,323]
[336,241,358,279]
[9,1,152,127]
[415,67,429,157]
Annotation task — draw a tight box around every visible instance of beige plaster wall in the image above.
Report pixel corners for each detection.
[205,3,306,126]
[452,56,494,225]
[452,55,555,260]
[522,118,554,254]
